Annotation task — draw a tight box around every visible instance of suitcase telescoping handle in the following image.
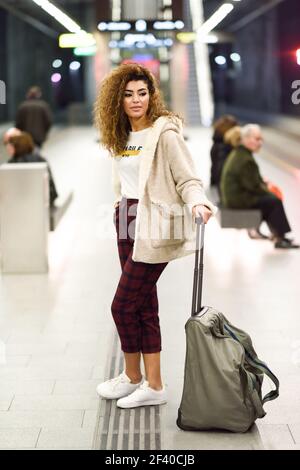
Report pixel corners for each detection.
[191,216,205,316]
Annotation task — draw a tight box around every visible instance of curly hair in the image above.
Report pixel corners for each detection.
[94,63,180,156]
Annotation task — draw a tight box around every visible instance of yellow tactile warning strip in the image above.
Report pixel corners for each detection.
[93,333,162,450]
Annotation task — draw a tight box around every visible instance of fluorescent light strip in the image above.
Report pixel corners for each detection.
[31,0,82,33]
[189,0,214,126]
[198,3,234,36]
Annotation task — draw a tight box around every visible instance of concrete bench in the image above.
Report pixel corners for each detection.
[207,187,262,229]
[216,206,262,229]
[0,163,49,273]
[0,164,73,273]
[50,192,73,231]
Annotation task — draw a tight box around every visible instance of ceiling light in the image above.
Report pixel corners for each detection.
[135,20,147,32]
[69,61,81,71]
[215,55,227,65]
[230,52,241,62]
[197,3,234,37]
[31,0,81,33]
[51,73,61,83]
[52,59,62,68]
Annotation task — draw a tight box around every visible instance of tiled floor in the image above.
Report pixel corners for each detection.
[0,125,299,449]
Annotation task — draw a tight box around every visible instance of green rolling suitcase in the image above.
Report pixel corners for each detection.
[177,217,279,433]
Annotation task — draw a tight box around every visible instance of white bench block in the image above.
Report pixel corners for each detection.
[0,163,49,273]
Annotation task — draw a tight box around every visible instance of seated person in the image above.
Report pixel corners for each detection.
[2,127,22,141]
[3,130,58,207]
[220,124,299,249]
[210,114,238,188]
[223,125,241,149]
[224,125,267,240]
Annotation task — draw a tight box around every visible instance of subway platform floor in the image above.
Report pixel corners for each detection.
[0,125,299,450]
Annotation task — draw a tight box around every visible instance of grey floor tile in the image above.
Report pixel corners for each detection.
[162,426,255,450]
[1,355,31,367]
[10,395,99,412]
[256,423,297,450]
[5,343,67,355]
[36,427,94,449]
[0,410,84,428]
[0,428,40,449]
[0,380,55,396]
[6,332,100,345]
[0,364,93,381]
[27,354,101,368]
[82,410,98,428]
[0,396,14,411]
[53,379,100,395]
[91,365,106,380]
[288,424,300,444]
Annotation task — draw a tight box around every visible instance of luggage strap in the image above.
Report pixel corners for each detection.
[224,324,279,405]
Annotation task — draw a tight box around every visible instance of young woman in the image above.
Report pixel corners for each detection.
[94,63,217,409]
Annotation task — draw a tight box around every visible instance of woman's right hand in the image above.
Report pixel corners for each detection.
[192,204,212,224]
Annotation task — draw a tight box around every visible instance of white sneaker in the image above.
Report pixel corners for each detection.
[96,372,143,399]
[117,381,167,409]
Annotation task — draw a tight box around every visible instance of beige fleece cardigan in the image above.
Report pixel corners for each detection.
[111,116,217,263]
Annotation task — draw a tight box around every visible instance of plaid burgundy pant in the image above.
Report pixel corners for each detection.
[112,197,168,353]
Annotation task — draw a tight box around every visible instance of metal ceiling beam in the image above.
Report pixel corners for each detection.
[0,0,59,38]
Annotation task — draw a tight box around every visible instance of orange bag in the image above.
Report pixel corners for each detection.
[267,182,283,201]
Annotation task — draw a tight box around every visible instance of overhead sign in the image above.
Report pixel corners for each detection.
[59,33,96,48]
[74,45,97,56]
[98,20,185,32]
[176,32,197,44]
[109,38,173,49]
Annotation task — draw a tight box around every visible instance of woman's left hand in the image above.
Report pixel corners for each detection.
[192,204,212,224]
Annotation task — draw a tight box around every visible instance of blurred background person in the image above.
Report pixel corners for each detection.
[224,125,271,240]
[1,127,22,163]
[220,124,299,249]
[224,125,269,240]
[210,114,238,191]
[223,125,241,150]
[16,86,52,148]
[5,131,58,207]
[2,127,22,143]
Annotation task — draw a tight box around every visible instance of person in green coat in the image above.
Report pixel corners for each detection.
[220,124,298,249]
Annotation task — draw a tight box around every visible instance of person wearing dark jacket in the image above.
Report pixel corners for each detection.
[210,114,238,188]
[16,86,52,147]
[220,124,298,249]
[5,131,58,206]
